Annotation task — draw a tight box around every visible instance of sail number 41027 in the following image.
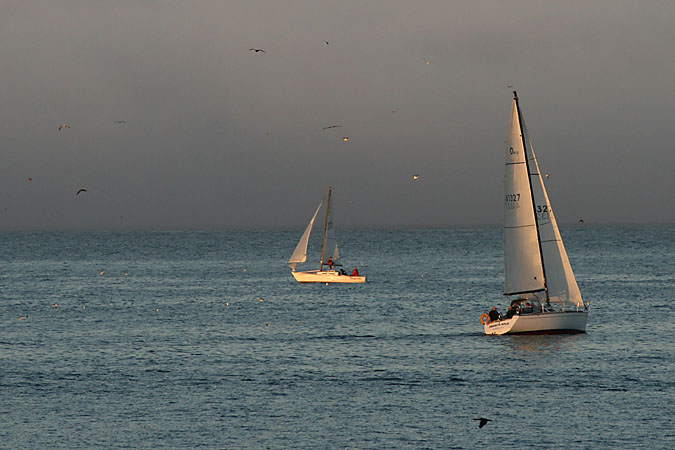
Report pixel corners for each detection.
[505,193,520,210]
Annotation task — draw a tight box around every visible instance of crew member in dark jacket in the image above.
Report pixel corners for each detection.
[504,305,516,319]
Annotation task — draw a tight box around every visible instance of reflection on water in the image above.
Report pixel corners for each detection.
[501,333,585,353]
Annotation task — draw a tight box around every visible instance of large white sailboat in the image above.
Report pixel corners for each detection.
[288,186,366,283]
[483,92,588,335]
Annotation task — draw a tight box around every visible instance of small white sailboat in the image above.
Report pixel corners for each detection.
[483,92,589,335]
[288,186,366,283]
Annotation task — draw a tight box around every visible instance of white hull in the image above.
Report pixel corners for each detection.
[292,270,366,284]
[484,311,587,335]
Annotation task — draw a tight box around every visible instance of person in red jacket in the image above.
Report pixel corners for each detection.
[351,267,359,276]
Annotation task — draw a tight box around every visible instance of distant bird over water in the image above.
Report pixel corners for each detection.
[342,137,349,142]
[473,418,492,428]
[249,48,266,53]
[76,189,87,195]
[322,125,342,129]
[413,174,420,180]
[58,123,71,131]
[114,120,126,124]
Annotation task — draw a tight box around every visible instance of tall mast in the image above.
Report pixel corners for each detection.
[319,186,332,270]
[513,91,550,303]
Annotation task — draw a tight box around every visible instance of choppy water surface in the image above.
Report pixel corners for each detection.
[1,226,673,448]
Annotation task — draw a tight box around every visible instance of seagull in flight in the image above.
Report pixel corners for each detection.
[76,188,87,195]
[58,123,71,131]
[473,418,492,428]
[249,48,266,53]
[322,125,342,129]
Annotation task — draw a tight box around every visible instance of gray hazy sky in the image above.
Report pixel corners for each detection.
[2,1,674,230]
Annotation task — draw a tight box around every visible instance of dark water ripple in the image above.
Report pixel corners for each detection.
[1,227,674,448]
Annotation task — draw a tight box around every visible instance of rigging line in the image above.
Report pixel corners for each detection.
[504,224,537,229]
[504,288,547,296]
[319,187,332,269]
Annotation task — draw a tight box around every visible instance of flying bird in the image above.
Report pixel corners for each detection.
[413,174,420,180]
[28,177,32,182]
[473,418,492,428]
[324,41,329,45]
[114,120,126,124]
[322,125,342,129]
[249,48,266,53]
[342,137,349,142]
[579,219,584,224]
[545,173,550,179]
[58,124,71,131]
[76,188,87,195]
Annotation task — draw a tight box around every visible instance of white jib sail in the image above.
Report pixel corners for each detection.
[503,98,546,296]
[288,200,323,271]
[524,129,584,308]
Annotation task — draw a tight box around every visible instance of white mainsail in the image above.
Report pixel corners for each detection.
[288,200,323,271]
[505,93,584,308]
[503,99,545,296]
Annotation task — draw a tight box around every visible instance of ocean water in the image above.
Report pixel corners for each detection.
[1,226,673,449]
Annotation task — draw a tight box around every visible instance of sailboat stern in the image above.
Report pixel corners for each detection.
[484,311,587,335]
